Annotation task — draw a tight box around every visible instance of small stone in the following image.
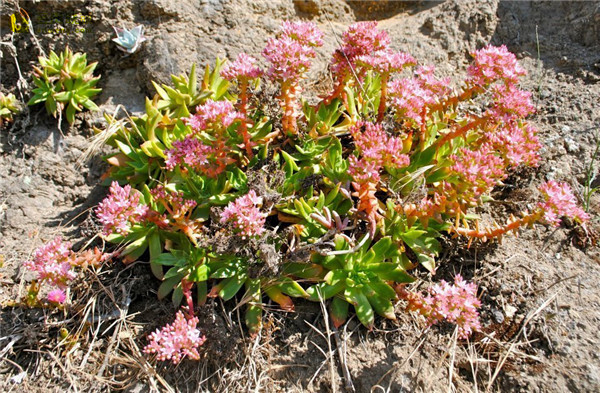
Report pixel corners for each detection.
[564,137,580,153]
[492,309,504,324]
[557,343,572,356]
[561,125,571,133]
[10,371,26,384]
[504,305,517,319]
[586,364,600,384]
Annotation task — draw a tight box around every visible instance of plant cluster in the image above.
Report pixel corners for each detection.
[112,25,147,54]
[0,92,21,126]
[28,47,101,124]
[23,21,589,364]
[400,274,481,339]
[22,236,109,307]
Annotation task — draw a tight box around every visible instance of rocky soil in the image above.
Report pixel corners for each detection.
[1,1,599,392]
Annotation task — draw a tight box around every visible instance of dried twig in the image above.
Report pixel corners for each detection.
[487,292,558,390]
[332,323,355,392]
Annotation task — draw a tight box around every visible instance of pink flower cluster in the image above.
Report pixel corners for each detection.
[262,21,323,82]
[221,53,263,81]
[280,21,324,48]
[487,122,541,167]
[24,236,75,289]
[405,274,481,339]
[96,181,148,236]
[331,21,390,75]
[151,185,197,221]
[389,66,450,125]
[450,147,506,203]
[416,65,451,99]
[144,310,206,364]
[186,99,242,132]
[467,44,527,87]
[47,288,66,304]
[348,155,381,184]
[488,83,535,120]
[220,190,267,238]
[538,180,590,226]
[165,136,212,171]
[348,122,409,183]
[356,51,416,74]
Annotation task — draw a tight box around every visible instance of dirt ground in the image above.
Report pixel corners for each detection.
[1,0,599,392]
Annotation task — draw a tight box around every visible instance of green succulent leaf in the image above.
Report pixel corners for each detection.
[29,48,101,124]
[330,296,350,327]
[345,286,374,328]
[148,230,163,279]
[219,275,247,301]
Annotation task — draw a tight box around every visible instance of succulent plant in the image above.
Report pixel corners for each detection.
[90,22,588,343]
[28,47,101,124]
[152,61,229,118]
[0,92,21,125]
[112,25,147,54]
[306,235,414,328]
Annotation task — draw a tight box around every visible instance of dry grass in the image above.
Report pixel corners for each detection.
[0,226,558,393]
[1,263,557,393]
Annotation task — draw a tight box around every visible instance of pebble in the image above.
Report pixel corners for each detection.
[492,309,504,324]
[505,305,518,319]
[10,371,26,384]
[585,364,600,384]
[540,89,551,99]
[564,136,580,153]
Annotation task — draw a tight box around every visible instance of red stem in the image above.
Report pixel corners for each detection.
[448,210,542,245]
[281,82,298,135]
[377,73,389,123]
[182,279,195,316]
[435,115,486,149]
[238,80,254,158]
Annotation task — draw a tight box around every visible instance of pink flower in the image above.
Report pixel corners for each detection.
[348,155,381,184]
[144,311,206,364]
[404,274,481,339]
[95,181,148,236]
[538,180,590,226]
[350,121,409,169]
[348,122,409,184]
[262,21,323,83]
[415,65,451,98]
[280,21,324,48]
[487,122,541,167]
[467,45,526,87]
[356,50,416,74]
[488,83,535,119]
[221,53,263,81]
[450,146,506,203]
[24,237,76,288]
[389,67,448,126]
[185,99,242,132]
[331,21,390,75]
[263,35,314,82]
[389,78,429,125]
[150,185,197,219]
[220,190,267,238]
[47,289,66,304]
[262,21,323,135]
[165,136,212,171]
